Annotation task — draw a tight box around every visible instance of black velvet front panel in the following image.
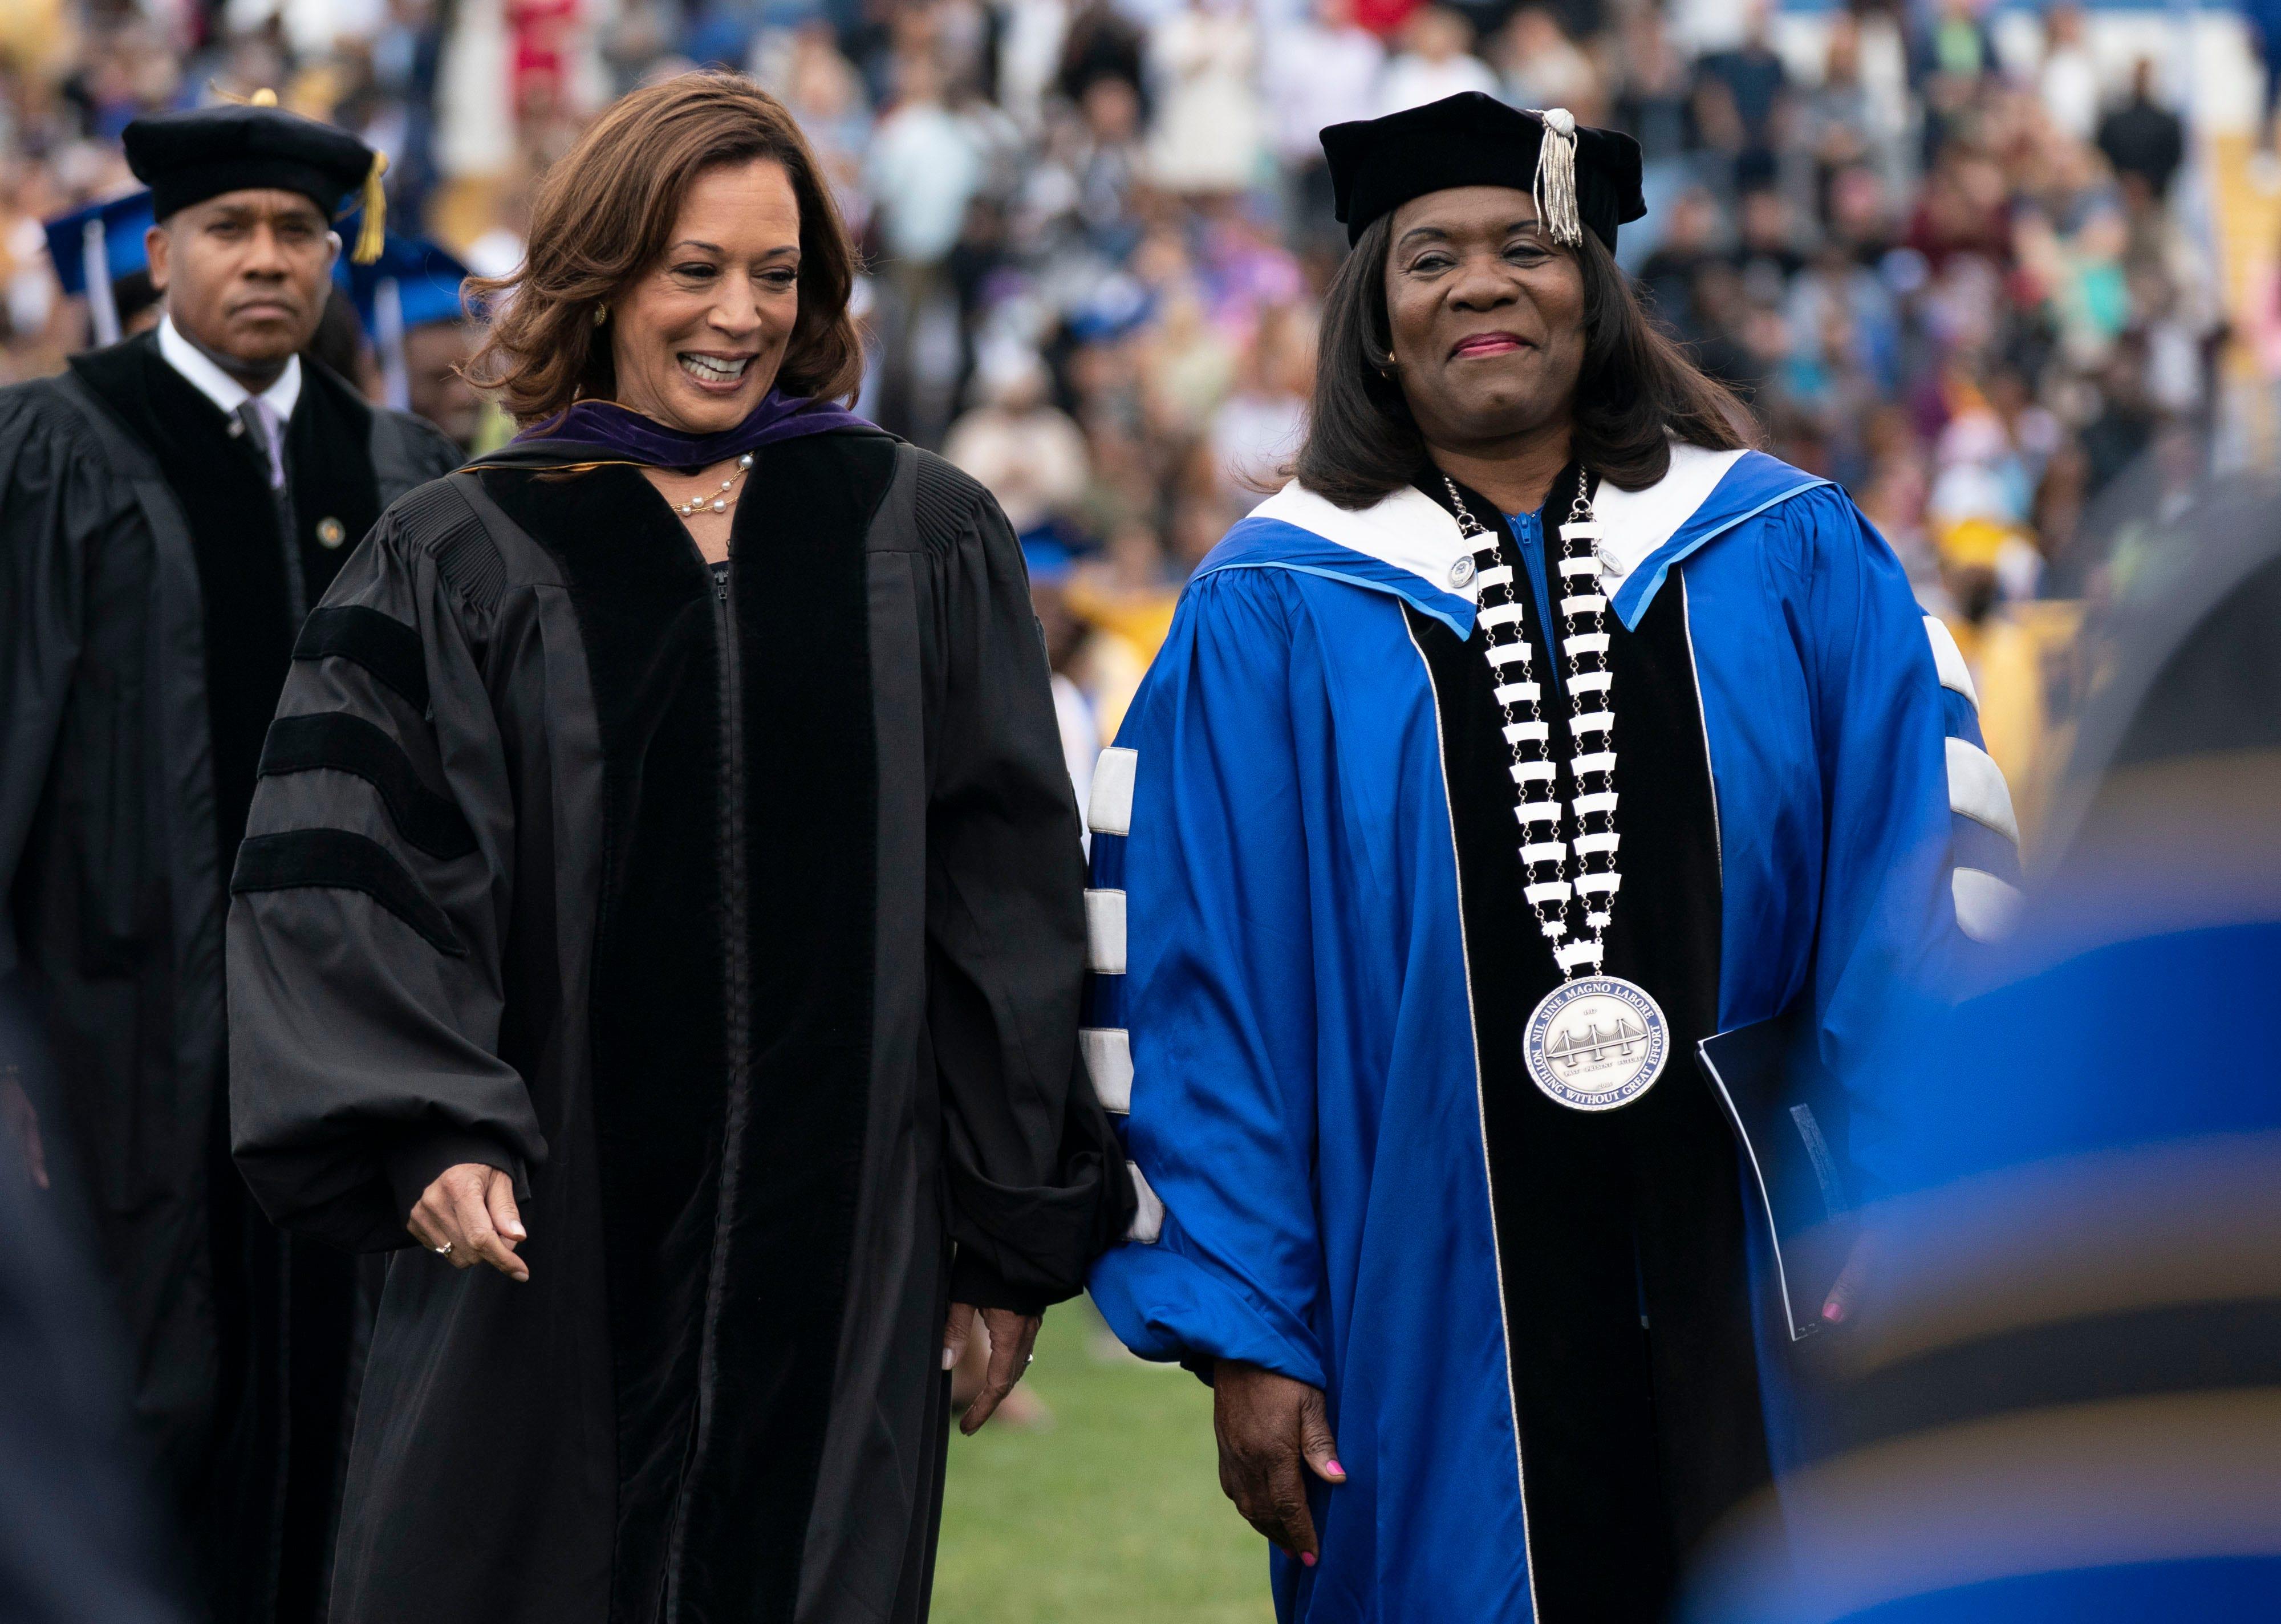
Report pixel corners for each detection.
[71,338,384,871]
[1405,469,1769,1621]
[286,360,382,608]
[481,432,899,1623]
[679,429,899,1621]
[480,463,726,1622]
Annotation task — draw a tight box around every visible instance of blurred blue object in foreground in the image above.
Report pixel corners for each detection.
[1683,470,2281,1624]
[0,996,184,1622]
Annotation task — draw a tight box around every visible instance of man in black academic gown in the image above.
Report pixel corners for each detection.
[0,99,458,1621]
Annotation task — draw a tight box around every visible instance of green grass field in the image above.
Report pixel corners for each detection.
[932,1298,1276,1624]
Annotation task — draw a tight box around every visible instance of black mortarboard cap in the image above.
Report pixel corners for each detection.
[124,93,387,262]
[1321,92,1645,251]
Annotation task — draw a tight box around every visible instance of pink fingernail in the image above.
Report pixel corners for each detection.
[1823,1301,1845,1323]
[1300,1552,1316,1568]
[1326,1459,1346,1478]
[942,1346,957,1370]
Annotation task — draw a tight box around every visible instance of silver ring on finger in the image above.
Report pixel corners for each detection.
[433,1241,453,1258]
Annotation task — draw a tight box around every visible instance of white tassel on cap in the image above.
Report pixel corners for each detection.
[1531,107,1584,247]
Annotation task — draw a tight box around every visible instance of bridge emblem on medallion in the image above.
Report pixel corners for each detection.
[1547,1017,1649,1071]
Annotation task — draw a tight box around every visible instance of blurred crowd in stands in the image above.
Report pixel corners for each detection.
[0,0,2225,793]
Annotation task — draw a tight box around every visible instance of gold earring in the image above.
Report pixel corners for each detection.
[592,304,608,327]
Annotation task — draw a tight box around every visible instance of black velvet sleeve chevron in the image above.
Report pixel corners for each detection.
[228,492,539,1255]
[293,604,429,712]
[258,711,477,860]
[231,829,466,955]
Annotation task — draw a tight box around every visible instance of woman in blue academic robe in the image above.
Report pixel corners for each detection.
[1082,93,2021,1623]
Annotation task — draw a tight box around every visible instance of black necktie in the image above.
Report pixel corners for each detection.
[236,400,307,619]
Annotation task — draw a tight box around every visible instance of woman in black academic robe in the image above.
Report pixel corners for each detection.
[226,73,1132,1624]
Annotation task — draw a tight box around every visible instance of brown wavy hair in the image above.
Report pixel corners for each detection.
[1293,213,1751,508]
[466,72,864,423]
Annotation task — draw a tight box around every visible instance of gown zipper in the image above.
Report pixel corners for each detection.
[661,544,752,1619]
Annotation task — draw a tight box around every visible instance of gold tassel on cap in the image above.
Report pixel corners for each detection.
[352,151,388,265]
[1532,108,1584,248]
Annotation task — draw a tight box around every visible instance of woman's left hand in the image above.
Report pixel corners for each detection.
[1821,1229,1878,1326]
[942,1302,1041,1434]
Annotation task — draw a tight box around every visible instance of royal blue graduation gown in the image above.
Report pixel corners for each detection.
[1082,446,2021,1623]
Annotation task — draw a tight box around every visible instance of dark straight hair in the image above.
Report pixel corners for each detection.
[1293,211,1752,509]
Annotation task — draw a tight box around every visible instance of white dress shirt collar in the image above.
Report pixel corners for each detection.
[157,316,302,424]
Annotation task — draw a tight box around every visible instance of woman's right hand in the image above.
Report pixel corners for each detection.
[408,1163,530,1282]
[1212,1359,1346,1566]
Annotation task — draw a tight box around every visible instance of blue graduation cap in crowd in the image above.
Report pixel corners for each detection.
[333,216,473,411]
[43,189,155,347]
[1021,537,1075,584]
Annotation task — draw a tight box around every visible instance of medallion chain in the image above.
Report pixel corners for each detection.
[1442,476,1621,980]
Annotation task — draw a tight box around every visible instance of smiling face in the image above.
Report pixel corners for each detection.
[147,188,337,378]
[1382,185,1586,455]
[608,157,801,433]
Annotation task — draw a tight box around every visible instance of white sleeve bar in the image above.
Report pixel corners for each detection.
[1511,761,1557,786]
[1083,888,1127,974]
[1945,738,2020,845]
[1572,790,1618,817]
[1088,746,1139,837]
[1564,632,1612,660]
[1561,521,1605,540]
[1560,594,1608,618]
[1491,643,1533,671]
[1953,867,2023,942]
[1080,1027,1133,1113]
[1575,871,1622,896]
[1558,555,1600,578]
[1479,602,1527,628]
[1475,565,1515,590]
[1570,670,1614,694]
[1495,681,1541,707]
[1127,1163,1165,1244]
[1572,830,1621,856]
[1515,803,1562,827]
[1572,750,1617,778]
[1521,841,1568,866]
[1569,714,1613,738]
[1923,616,1980,709]
[1525,880,1573,906]
[1503,720,1551,745]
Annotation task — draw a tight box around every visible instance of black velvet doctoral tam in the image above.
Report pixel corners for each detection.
[1320,91,1646,249]
[124,100,375,221]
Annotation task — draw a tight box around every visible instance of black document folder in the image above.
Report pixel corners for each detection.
[1697,1013,1861,1341]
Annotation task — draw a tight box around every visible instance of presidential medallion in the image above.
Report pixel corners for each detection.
[1523,977,1667,1112]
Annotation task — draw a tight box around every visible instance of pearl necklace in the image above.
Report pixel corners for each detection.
[674,452,754,518]
[1443,474,1620,978]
